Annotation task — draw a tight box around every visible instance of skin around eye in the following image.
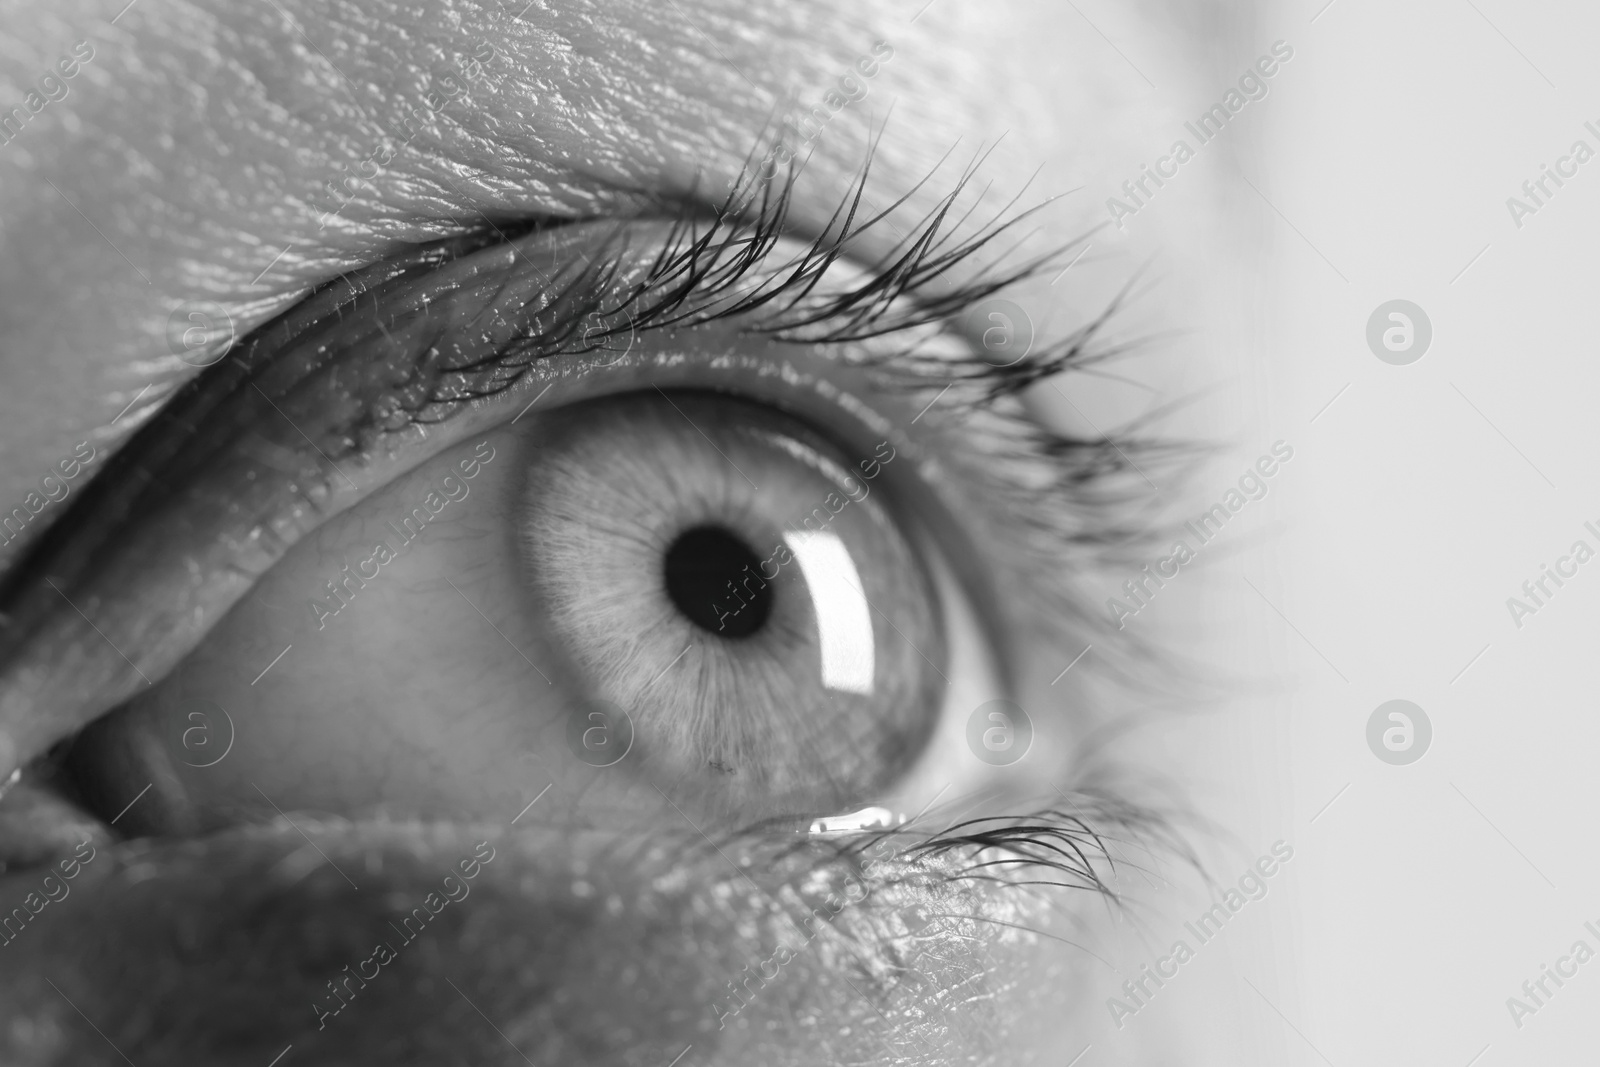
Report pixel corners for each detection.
[63,388,960,836]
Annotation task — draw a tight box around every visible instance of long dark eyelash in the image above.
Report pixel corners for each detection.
[906,810,1128,901]
[602,138,1069,345]
[395,128,1098,404]
[914,798,1203,909]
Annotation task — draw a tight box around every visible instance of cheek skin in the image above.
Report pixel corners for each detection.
[0,822,1071,1067]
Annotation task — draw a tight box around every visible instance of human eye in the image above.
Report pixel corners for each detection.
[0,6,1228,1064]
[0,151,1177,1063]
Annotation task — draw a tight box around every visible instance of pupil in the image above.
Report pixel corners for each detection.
[663,525,773,638]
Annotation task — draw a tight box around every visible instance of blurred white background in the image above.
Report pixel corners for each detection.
[1045,0,1600,1063]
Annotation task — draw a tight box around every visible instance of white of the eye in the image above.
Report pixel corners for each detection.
[785,530,875,695]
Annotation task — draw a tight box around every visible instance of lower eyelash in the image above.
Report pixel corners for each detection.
[723,787,1191,934]
[903,793,1198,908]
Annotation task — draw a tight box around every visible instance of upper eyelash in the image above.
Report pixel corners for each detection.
[582,138,1066,342]
[430,134,1097,396]
[393,136,1181,647]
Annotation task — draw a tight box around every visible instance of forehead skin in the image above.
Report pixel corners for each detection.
[0,0,1185,545]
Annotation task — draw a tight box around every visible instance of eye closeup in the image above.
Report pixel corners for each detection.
[13,0,1591,1062]
[0,3,1271,1066]
[0,143,1164,1063]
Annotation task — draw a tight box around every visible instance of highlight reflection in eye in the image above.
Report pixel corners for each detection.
[785,530,875,696]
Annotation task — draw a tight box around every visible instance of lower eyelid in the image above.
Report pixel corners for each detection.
[0,817,1064,1065]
